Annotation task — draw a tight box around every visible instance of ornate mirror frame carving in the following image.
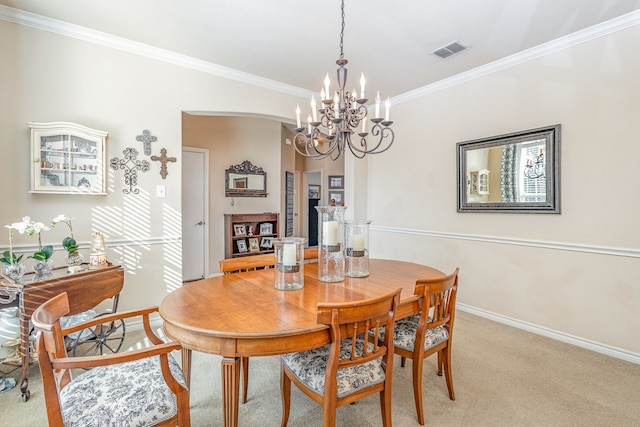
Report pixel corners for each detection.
[225,160,267,197]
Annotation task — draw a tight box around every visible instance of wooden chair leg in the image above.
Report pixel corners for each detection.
[241,357,249,404]
[379,388,393,427]
[437,349,443,376]
[280,364,291,427]
[401,355,406,368]
[412,358,426,425]
[442,345,455,400]
[321,400,337,427]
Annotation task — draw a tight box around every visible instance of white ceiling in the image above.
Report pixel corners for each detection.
[1,0,639,98]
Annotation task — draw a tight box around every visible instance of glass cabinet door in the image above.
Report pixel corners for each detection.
[29,122,108,195]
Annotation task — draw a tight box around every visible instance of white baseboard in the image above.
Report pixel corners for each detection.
[457,303,640,365]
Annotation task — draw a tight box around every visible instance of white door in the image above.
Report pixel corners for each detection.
[182,147,209,282]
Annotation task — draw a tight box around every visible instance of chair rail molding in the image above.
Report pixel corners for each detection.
[371,225,640,259]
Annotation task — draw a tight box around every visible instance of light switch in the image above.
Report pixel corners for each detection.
[156,185,166,198]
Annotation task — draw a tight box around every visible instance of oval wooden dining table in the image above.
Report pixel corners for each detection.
[159,258,444,427]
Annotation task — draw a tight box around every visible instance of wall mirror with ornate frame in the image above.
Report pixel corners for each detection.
[457,124,560,213]
[225,160,267,197]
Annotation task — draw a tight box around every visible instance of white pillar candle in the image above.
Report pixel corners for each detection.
[375,91,381,118]
[324,73,330,100]
[295,105,301,128]
[385,97,391,121]
[352,234,365,251]
[282,243,296,266]
[323,221,338,246]
[310,96,317,122]
[360,73,366,99]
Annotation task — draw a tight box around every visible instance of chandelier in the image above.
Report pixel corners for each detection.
[293,0,394,160]
[523,148,545,179]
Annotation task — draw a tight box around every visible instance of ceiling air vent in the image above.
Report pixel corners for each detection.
[432,41,468,59]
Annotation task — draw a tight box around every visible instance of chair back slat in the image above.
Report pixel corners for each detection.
[415,268,459,332]
[317,288,401,370]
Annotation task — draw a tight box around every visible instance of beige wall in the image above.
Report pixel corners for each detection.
[182,114,282,273]
[366,24,640,357]
[0,19,305,309]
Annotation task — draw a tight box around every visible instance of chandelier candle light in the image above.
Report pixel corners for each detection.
[293,0,394,160]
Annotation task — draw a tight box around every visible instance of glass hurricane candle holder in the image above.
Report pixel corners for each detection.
[344,220,371,277]
[315,205,347,282]
[273,237,306,290]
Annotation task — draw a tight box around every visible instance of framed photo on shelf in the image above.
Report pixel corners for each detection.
[248,237,260,252]
[259,222,273,235]
[329,190,344,206]
[328,175,344,189]
[260,236,274,249]
[237,239,248,253]
[308,184,320,199]
[233,224,246,236]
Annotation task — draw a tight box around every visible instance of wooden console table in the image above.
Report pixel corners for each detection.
[0,264,124,401]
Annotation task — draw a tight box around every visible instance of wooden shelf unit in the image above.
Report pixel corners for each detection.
[224,212,279,258]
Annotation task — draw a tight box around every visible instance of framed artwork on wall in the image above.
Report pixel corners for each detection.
[328,190,344,206]
[328,175,344,189]
[308,185,320,199]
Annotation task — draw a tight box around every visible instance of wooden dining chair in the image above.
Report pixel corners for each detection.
[280,287,402,427]
[32,292,191,427]
[386,268,459,425]
[219,253,275,274]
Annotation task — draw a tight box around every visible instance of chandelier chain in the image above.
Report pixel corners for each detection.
[339,0,345,59]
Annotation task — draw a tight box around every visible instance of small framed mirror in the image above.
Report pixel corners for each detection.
[457,124,560,213]
[225,160,267,197]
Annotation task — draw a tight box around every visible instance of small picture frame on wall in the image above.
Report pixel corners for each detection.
[329,190,344,206]
[328,175,344,189]
[308,185,320,199]
[234,224,246,236]
[248,237,260,252]
[237,239,248,253]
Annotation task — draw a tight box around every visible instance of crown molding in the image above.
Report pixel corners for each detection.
[393,9,640,104]
[0,4,313,99]
[1,5,638,105]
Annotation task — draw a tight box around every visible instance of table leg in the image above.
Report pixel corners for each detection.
[181,348,192,389]
[221,356,240,427]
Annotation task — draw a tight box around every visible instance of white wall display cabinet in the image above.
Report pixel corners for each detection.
[29,122,108,195]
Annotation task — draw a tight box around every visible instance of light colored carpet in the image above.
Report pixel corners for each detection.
[1,311,639,426]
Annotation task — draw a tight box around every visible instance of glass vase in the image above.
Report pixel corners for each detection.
[273,237,306,291]
[344,220,371,277]
[1,262,26,281]
[65,251,84,273]
[32,258,54,276]
[315,205,347,282]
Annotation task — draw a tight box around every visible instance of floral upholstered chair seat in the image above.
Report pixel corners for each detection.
[281,337,384,398]
[375,313,449,352]
[59,354,186,427]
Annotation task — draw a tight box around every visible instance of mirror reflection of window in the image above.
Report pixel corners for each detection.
[518,140,546,202]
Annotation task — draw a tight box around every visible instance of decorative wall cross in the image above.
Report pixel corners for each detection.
[136,129,157,155]
[110,147,150,194]
[151,148,177,179]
